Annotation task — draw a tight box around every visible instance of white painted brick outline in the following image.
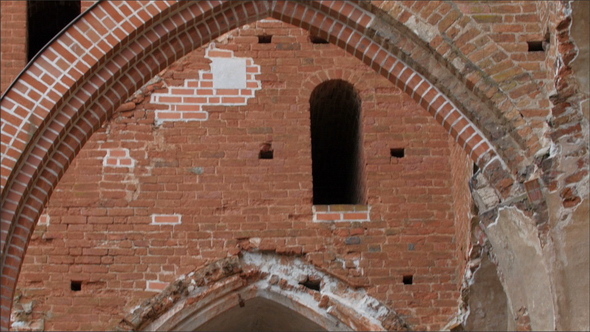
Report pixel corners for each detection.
[103,148,135,168]
[146,280,169,292]
[151,214,182,225]
[151,45,262,124]
[312,205,371,222]
[38,213,50,225]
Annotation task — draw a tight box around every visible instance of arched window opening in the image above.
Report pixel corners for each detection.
[27,0,81,61]
[310,79,364,205]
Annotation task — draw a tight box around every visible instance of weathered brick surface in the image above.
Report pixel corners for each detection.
[1,1,587,331]
[13,20,470,331]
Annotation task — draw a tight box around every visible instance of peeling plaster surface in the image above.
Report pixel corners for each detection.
[551,198,590,331]
[242,253,391,326]
[486,207,556,331]
[137,253,403,332]
[464,253,513,331]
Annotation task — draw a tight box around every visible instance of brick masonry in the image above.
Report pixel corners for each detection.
[150,45,262,124]
[103,148,135,168]
[0,1,588,331]
[313,205,371,223]
[11,19,470,331]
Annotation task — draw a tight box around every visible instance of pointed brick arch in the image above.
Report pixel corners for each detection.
[0,1,525,328]
[117,253,408,331]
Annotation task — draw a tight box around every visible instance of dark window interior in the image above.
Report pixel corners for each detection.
[310,79,363,205]
[28,0,81,61]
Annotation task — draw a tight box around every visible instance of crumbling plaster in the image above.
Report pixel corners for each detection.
[571,0,589,120]
[485,207,556,331]
[121,252,408,332]
[543,184,590,332]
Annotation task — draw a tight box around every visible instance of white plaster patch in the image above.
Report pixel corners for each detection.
[452,57,466,72]
[405,16,436,43]
[150,45,261,125]
[211,58,247,89]
[486,207,556,330]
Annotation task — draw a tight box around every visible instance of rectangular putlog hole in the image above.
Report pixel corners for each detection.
[527,41,544,52]
[390,148,405,158]
[402,275,413,285]
[259,143,273,159]
[259,150,273,159]
[299,277,321,291]
[71,280,82,291]
[258,35,272,44]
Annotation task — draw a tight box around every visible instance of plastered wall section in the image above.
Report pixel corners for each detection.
[150,46,261,125]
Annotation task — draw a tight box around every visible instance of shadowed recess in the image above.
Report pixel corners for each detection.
[310,79,363,205]
[194,297,326,331]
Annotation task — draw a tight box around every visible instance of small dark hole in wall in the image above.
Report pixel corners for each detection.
[71,280,82,291]
[299,278,321,291]
[310,35,329,44]
[527,41,544,52]
[259,143,273,159]
[258,35,272,44]
[402,275,413,285]
[390,148,405,158]
[473,163,480,174]
[259,150,273,159]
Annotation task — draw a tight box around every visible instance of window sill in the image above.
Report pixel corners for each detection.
[312,205,370,222]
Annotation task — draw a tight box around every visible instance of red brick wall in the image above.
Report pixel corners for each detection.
[456,1,552,133]
[14,20,471,331]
